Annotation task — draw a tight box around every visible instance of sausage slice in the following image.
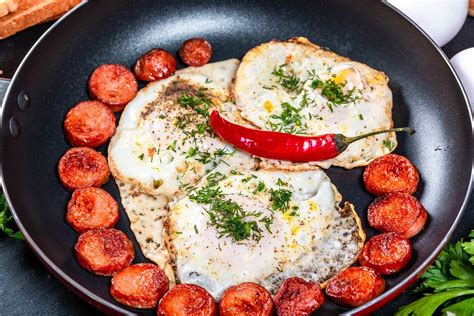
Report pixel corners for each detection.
[74,228,134,276]
[111,263,169,309]
[178,38,213,67]
[325,266,385,307]
[157,283,217,316]
[64,100,116,148]
[66,187,119,233]
[274,277,325,316]
[220,282,274,316]
[359,232,412,275]
[88,64,138,112]
[368,192,428,238]
[363,154,420,196]
[134,48,176,82]
[58,147,110,191]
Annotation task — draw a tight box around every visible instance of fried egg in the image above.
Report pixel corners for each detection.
[108,60,256,276]
[108,59,256,197]
[168,169,364,298]
[232,37,396,169]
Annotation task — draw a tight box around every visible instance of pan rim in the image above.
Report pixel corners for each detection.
[0,1,136,315]
[1,1,472,315]
[348,1,474,314]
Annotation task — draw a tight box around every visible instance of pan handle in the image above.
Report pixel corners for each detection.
[0,78,11,187]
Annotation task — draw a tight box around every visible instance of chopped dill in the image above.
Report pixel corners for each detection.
[311,77,361,108]
[266,102,307,134]
[271,64,302,93]
[253,181,266,194]
[188,174,274,242]
[270,188,293,213]
[177,92,213,118]
[167,140,177,152]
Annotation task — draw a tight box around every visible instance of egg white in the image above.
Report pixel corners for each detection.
[168,169,364,298]
[108,59,256,197]
[233,37,396,170]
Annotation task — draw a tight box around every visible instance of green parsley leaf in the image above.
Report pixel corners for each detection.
[442,296,474,316]
[0,193,24,240]
[397,230,474,315]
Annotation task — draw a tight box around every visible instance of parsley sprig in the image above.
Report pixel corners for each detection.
[396,230,474,315]
[0,193,23,240]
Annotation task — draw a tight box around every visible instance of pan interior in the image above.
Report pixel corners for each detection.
[1,0,472,314]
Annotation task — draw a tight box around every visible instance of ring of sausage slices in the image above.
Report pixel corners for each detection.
[56,37,428,313]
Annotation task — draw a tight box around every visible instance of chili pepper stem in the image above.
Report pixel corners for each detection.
[341,127,415,147]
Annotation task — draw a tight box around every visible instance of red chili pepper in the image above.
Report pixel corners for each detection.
[209,110,415,162]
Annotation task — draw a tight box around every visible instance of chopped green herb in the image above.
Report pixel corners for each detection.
[188,173,274,242]
[311,77,360,108]
[138,153,144,160]
[175,231,183,235]
[174,116,188,129]
[230,170,243,176]
[300,90,310,108]
[196,123,207,134]
[167,140,177,152]
[194,225,199,234]
[276,178,286,186]
[253,181,266,194]
[383,140,395,151]
[241,174,257,183]
[186,147,199,158]
[359,114,364,120]
[289,206,300,216]
[266,102,307,134]
[206,172,227,186]
[159,114,166,119]
[178,92,213,118]
[205,78,213,84]
[270,188,293,213]
[271,64,302,93]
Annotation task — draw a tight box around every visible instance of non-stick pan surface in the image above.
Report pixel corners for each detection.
[1,0,472,314]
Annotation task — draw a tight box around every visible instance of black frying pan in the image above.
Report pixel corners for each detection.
[0,0,472,315]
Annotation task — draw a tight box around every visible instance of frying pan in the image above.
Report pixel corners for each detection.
[0,0,472,314]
